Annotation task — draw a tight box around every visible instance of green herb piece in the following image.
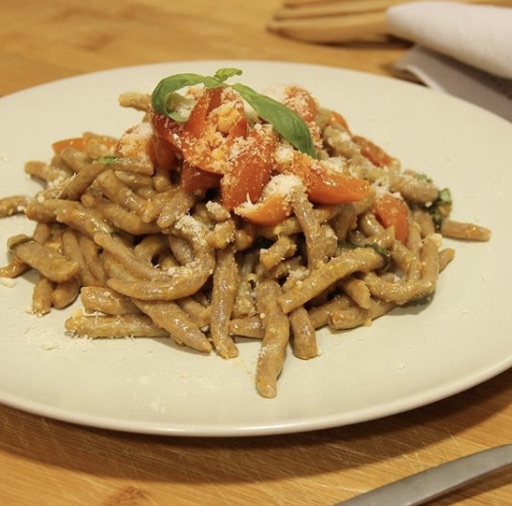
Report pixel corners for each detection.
[150,67,317,158]
[429,187,453,230]
[418,173,434,183]
[366,242,391,261]
[96,156,120,165]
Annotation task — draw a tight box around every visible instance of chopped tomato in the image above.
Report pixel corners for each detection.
[236,193,291,226]
[283,86,317,123]
[354,135,394,168]
[151,113,182,151]
[226,114,248,141]
[180,162,221,193]
[183,87,223,139]
[279,153,370,205]
[330,111,352,133]
[51,137,87,154]
[221,127,277,210]
[307,166,370,205]
[149,135,177,171]
[374,193,410,243]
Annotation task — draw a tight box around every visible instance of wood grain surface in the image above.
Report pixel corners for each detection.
[1,1,511,505]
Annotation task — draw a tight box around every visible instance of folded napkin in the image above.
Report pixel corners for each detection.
[386,1,512,121]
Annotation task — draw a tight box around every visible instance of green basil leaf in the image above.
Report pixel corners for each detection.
[232,82,317,159]
[214,67,243,83]
[151,72,223,118]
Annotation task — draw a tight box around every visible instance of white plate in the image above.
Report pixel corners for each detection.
[0,61,511,437]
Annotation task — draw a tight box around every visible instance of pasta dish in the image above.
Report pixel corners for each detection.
[0,68,490,398]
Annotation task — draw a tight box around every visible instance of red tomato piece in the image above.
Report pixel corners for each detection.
[183,87,223,139]
[221,127,277,210]
[51,137,87,154]
[149,135,177,171]
[354,135,394,168]
[307,167,370,205]
[180,162,222,193]
[236,193,291,226]
[374,193,410,243]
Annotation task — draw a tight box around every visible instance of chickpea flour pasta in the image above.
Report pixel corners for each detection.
[0,68,491,398]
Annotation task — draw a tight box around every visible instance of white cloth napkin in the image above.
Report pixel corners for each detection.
[386,1,512,121]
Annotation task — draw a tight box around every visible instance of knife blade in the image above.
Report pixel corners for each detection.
[335,444,512,506]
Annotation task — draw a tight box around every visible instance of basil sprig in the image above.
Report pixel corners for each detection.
[151,67,317,158]
[429,187,452,230]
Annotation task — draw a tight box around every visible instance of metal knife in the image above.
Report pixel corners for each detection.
[335,444,512,506]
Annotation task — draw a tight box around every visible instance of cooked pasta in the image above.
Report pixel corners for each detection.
[0,71,491,398]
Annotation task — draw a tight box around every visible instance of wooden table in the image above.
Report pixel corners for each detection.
[1,1,511,505]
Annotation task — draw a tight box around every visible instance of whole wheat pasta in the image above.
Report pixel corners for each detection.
[341,276,372,310]
[229,317,264,339]
[118,91,152,112]
[259,235,297,271]
[0,195,28,218]
[60,147,89,173]
[32,276,54,317]
[80,286,141,315]
[0,75,491,398]
[363,235,441,305]
[51,276,81,309]
[55,203,113,238]
[132,298,212,352]
[177,297,211,329]
[25,198,80,224]
[93,232,171,281]
[82,193,161,235]
[291,186,326,270]
[60,161,107,200]
[101,251,212,351]
[95,169,150,219]
[9,234,79,283]
[167,234,194,265]
[156,189,196,228]
[210,245,240,358]
[232,250,259,318]
[206,219,236,249]
[61,229,99,287]
[103,156,154,176]
[107,216,216,301]
[289,306,318,359]
[133,234,169,263]
[233,221,256,251]
[153,166,173,192]
[25,160,71,184]
[32,222,53,244]
[65,313,169,339]
[256,279,290,398]
[279,247,386,314]
[440,218,491,241]
[332,203,357,241]
[329,298,395,330]
[390,171,439,204]
[78,234,109,286]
